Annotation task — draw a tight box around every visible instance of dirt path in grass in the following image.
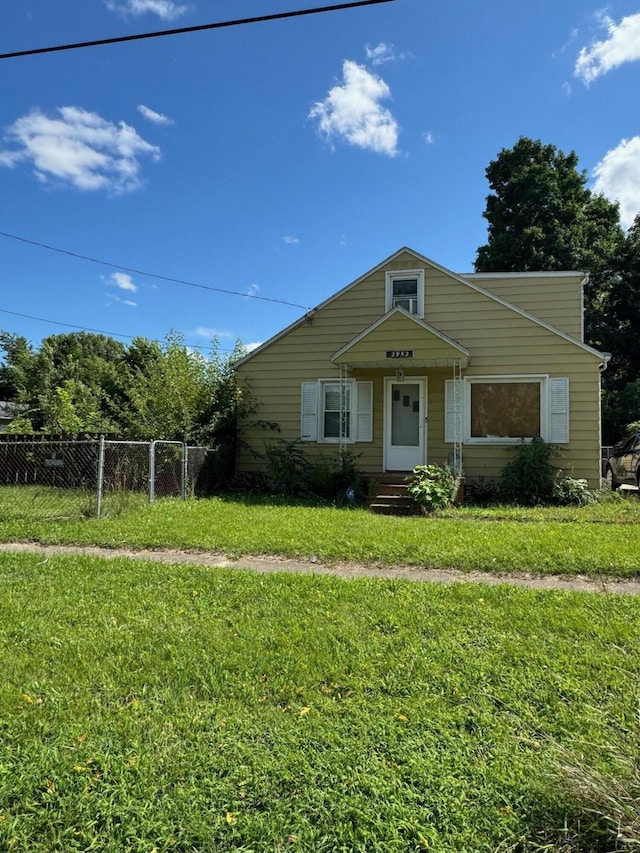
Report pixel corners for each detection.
[1,541,640,595]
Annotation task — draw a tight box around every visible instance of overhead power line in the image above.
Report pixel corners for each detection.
[0,231,310,311]
[0,0,395,60]
[0,307,238,353]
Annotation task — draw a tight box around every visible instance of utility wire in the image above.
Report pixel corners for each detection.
[0,0,395,60]
[0,307,239,353]
[0,231,310,311]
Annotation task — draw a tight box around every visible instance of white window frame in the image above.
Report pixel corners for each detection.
[301,379,373,444]
[385,270,425,318]
[320,379,354,443]
[445,375,570,445]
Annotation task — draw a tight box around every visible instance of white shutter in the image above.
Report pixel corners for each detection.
[355,381,373,442]
[549,377,569,444]
[445,379,462,443]
[301,381,318,441]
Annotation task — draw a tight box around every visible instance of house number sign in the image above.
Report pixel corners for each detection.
[386,350,413,358]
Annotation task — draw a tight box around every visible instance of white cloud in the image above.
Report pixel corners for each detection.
[137,104,174,125]
[105,0,187,20]
[245,283,261,298]
[244,342,262,353]
[0,106,160,193]
[107,272,138,292]
[309,61,399,157]
[592,136,640,229]
[422,131,435,145]
[106,293,137,308]
[282,235,300,245]
[575,11,640,84]
[365,43,395,65]
[194,326,233,339]
[365,42,410,66]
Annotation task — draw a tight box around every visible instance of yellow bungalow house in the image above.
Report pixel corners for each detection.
[235,248,609,488]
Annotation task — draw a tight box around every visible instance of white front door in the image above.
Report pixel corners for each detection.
[384,377,427,471]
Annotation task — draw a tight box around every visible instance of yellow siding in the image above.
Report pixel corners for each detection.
[464,273,584,340]
[236,253,604,487]
[336,311,466,364]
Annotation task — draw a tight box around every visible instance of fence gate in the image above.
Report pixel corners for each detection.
[149,440,187,504]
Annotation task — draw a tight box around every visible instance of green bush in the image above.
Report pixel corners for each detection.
[553,477,597,507]
[501,438,560,506]
[307,448,366,505]
[626,419,640,435]
[261,439,364,503]
[406,464,458,512]
[262,438,312,495]
[465,476,502,506]
[226,470,270,495]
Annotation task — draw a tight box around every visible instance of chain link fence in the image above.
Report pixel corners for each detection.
[0,436,211,521]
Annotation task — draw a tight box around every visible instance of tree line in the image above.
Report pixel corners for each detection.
[0,330,245,446]
[1,135,639,444]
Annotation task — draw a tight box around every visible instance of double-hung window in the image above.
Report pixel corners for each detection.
[301,379,373,443]
[385,270,425,317]
[322,382,351,439]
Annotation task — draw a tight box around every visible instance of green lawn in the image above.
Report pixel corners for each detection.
[1,551,638,851]
[1,486,640,578]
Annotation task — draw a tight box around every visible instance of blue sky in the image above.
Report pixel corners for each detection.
[1,0,639,356]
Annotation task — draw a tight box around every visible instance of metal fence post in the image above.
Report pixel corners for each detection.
[181,443,188,500]
[96,434,105,518]
[149,440,156,504]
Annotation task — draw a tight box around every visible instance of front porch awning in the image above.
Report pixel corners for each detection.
[331,307,470,369]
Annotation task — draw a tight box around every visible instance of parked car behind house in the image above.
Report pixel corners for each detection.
[605,433,640,489]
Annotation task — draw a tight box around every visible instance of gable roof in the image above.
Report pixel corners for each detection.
[331,307,470,368]
[234,247,609,368]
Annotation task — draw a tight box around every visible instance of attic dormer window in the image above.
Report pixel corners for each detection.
[385,270,425,318]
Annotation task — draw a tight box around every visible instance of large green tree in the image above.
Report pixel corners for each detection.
[602,214,640,388]
[0,332,33,401]
[0,329,246,445]
[118,332,245,444]
[601,214,640,439]
[0,331,127,434]
[474,137,624,347]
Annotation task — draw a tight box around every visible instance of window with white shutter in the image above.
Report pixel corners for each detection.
[445,379,462,443]
[301,382,318,441]
[301,380,373,443]
[548,377,569,443]
[445,376,570,445]
[355,381,373,442]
